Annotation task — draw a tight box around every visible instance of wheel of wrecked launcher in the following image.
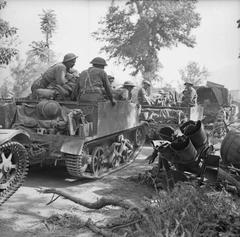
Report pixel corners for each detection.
[90,146,105,177]
[122,149,134,163]
[111,153,121,168]
[0,141,29,206]
[134,126,146,147]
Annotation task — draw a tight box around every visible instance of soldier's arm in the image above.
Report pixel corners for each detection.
[101,72,115,104]
[72,72,84,101]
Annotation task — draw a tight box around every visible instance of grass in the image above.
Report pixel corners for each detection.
[135,182,240,237]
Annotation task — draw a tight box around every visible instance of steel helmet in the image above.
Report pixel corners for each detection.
[90,57,107,66]
[184,82,193,86]
[142,79,151,86]
[63,53,78,63]
[123,81,135,87]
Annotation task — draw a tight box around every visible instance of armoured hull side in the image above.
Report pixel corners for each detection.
[96,101,140,138]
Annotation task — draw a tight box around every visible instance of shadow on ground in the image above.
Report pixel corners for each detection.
[24,165,93,189]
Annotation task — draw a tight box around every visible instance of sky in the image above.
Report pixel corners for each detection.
[1,0,240,91]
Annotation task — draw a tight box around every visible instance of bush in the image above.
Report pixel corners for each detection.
[137,182,240,236]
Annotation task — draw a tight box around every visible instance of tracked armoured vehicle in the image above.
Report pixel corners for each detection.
[0,99,146,180]
[0,129,29,205]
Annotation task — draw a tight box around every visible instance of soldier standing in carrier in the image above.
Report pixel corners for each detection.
[137,79,153,105]
[116,81,135,101]
[31,53,78,98]
[181,82,197,107]
[73,57,116,106]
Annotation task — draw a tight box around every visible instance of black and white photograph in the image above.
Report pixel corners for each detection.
[0,0,240,236]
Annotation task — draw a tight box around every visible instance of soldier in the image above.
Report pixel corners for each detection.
[31,53,78,98]
[155,89,166,106]
[181,82,197,107]
[116,81,135,101]
[73,57,116,106]
[137,79,153,105]
[107,75,115,89]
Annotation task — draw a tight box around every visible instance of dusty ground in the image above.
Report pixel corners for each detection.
[0,146,154,237]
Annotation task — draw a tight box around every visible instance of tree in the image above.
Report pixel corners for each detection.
[179,61,209,86]
[11,55,50,97]
[0,0,18,66]
[12,9,57,96]
[28,9,57,64]
[0,78,12,98]
[93,0,201,82]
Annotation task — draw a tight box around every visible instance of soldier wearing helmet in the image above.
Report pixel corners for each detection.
[137,79,153,105]
[115,81,135,101]
[73,57,116,106]
[181,82,197,107]
[31,53,78,99]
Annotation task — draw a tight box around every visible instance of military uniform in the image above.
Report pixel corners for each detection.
[137,80,152,105]
[31,63,66,89]
[181,87,197,107]
[31,53,78,99]
[74,67,113,102]
[114,81,135,101]
[138,87,152,105]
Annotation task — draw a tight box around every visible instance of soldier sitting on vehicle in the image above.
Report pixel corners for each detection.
[181,82,197,107]
[31,53,78,100]
[114,81,135,101]
[73,57,116,106]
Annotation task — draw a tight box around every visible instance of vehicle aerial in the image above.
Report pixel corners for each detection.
[0,99,146,180]
[0,129,29,206]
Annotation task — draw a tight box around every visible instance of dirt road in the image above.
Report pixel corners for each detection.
[0,146,153,237]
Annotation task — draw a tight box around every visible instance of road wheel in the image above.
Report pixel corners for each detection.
[91,146,104,177]
[0,141,29,206]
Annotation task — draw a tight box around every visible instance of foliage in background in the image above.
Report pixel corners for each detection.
[11,9,57,97]
[28,9,57,64]
[93,0,201,83]
[179,61,209,86]
[0,78,12,98]
[10,55,51,97]
[0,0,18,66]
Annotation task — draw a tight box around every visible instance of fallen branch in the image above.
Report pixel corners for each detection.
[37,188,137,210]
[46,194,60,206]
[218,168,240,191]
[110,219,142,231]
[85,218,119,237]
